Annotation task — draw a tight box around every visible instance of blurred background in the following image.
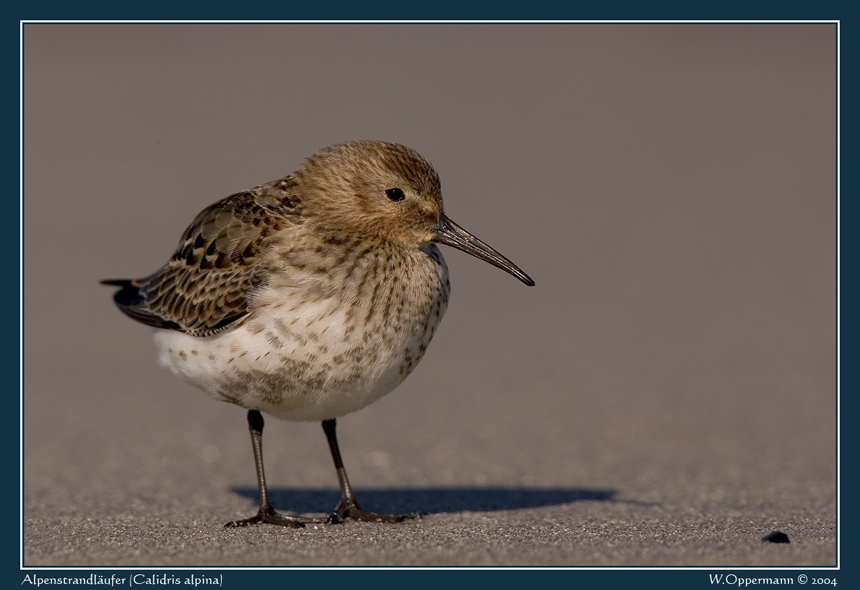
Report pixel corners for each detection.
[22,23,836,566]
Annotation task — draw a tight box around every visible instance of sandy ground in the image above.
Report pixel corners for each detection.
[21,22,837,578]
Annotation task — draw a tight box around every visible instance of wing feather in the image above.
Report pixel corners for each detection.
[104,179,302,337]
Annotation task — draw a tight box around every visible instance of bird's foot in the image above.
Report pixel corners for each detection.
[326,500,422,524]
[225,506,306,528]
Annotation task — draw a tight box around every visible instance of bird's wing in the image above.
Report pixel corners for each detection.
[105,179,302,337]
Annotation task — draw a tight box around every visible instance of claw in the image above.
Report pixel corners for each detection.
[225,507,305,528]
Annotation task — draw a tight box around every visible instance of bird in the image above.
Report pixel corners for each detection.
[103,140,534,528]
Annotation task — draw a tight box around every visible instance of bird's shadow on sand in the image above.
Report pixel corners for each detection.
[231,486,618,515]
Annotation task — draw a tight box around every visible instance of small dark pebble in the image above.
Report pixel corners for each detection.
[762,531,790,543]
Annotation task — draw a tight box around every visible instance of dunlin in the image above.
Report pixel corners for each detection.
[103,140,534,527]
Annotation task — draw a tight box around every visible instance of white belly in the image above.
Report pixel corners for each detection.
[152,246,449,421]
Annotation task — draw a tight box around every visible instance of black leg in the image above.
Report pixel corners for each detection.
[225,410,305,528]
[322,418,420,524]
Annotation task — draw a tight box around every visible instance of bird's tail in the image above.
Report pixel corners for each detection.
[100,278,144,307]
[101,277,184,331]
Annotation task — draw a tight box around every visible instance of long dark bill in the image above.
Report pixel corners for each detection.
[433,215,535,286]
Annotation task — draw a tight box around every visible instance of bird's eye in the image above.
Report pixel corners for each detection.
[385,188,405,202]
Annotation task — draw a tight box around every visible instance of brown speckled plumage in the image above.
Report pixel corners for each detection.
[103,140,533,527]
[110,184,299,336]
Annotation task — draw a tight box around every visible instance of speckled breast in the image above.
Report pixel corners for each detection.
[152,243,450,421]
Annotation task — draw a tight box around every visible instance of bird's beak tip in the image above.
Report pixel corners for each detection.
[433,216,534,286]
